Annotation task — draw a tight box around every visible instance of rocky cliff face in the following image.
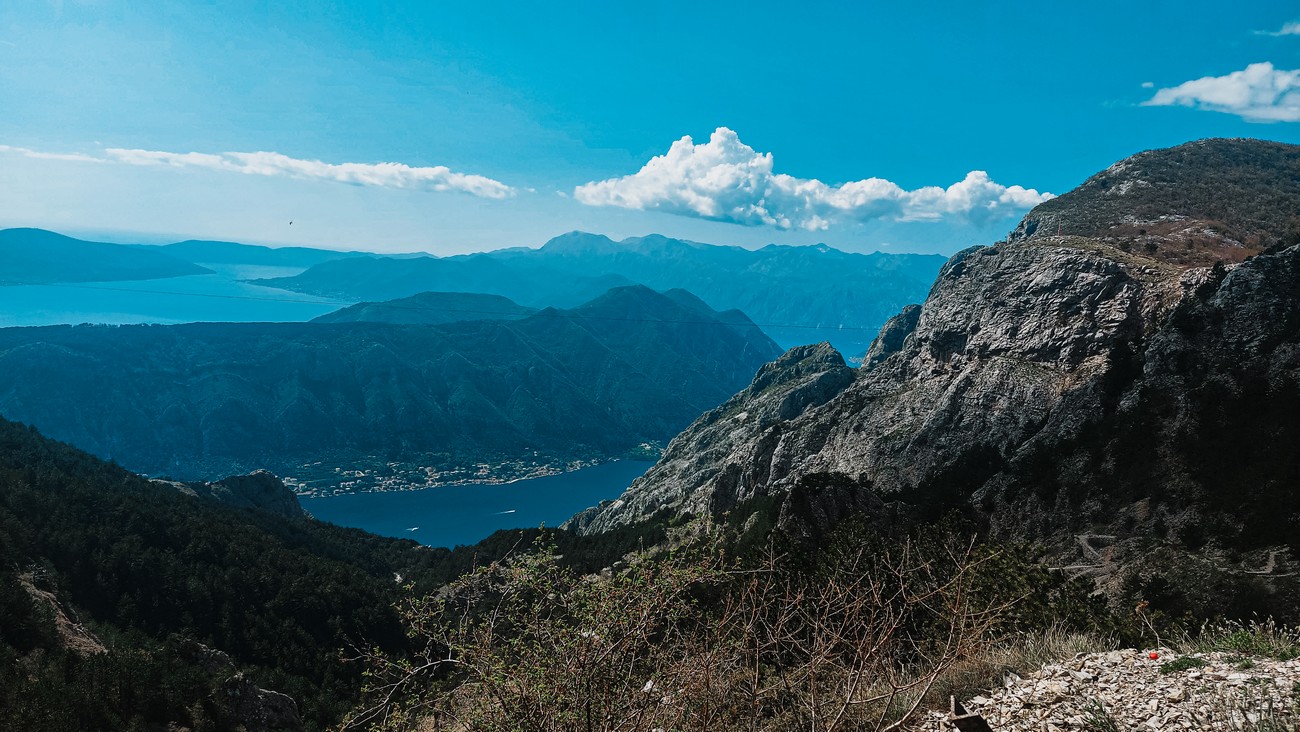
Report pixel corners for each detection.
[570,238,1179,535]
[167,470,308,520]
[571,140,1300,585]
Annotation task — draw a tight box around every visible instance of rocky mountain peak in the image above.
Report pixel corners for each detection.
[571,139,1300,611]
[1007,138,1300,269]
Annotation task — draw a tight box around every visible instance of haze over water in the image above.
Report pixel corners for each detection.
[0,265,347,327]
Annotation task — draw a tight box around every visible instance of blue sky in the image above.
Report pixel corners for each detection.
[1,1,1298,255]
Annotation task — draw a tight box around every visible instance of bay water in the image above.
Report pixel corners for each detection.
[301,460,654,548]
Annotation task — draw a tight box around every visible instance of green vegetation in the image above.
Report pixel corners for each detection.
[0,417,700,730]
[1160,656,1208,674]
[1080,699,1123,732]
[1182,619,1300,662]
[346,516,1119,731]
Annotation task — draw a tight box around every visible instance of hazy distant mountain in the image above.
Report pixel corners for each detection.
[0,285,780,480]
[155,239,372,268]
[257,251,639,308]
[0,228,211,284]
[312,291,536,325]
[254,234,947,358]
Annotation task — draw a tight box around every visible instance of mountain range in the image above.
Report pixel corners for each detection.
[1,227,941,358]
[0,285,780,481]
[255,232,946,358]
[148,239,371,268]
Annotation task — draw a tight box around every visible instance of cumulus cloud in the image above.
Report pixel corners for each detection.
[0,144,515,198]
[573,128,1052,230]
[1143,62,1300,122]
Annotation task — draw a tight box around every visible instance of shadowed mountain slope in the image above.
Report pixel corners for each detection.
[0,285,780,480]
[0,228,211,284]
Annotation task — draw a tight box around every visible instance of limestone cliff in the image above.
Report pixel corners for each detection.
[569,139,1300,582]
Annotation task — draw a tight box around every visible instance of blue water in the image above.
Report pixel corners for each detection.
[302,460,654,548]
[0,265,348,327]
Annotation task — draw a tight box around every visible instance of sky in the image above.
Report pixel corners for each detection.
[1,1,1298,256]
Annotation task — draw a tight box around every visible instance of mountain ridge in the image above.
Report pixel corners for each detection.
[568,138,1300,616]
[311,291,536,325]
[0,228,212,284]
[0,286,781,482]
[254,232,945,358]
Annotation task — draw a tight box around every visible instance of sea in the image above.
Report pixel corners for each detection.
[0,265,345,327]
[301,460,654,548]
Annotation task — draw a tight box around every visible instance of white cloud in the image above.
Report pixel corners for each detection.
[104,148,516,198]
[1258,21,1300,36]
[1143,62,1300,122]
[0,144,515,198]
[573,128,1052,230]
[0,144,104,163]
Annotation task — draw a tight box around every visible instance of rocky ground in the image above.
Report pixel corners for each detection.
[927,649,1300,731]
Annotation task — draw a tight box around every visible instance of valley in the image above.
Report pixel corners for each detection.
[5,139,1300,731]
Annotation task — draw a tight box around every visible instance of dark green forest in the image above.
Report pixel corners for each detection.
[0,415,690,730]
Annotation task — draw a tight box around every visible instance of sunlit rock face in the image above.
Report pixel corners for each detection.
[573,139,1300,560]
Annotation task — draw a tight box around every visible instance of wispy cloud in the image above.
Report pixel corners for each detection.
[0,144,104,163]
[574,128,1051,231]
[0,144,516,198]
[1143,62,1300,122]
[1256,21,1300,36]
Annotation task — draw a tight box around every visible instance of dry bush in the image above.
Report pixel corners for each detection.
[342,530,1027,732]
[926,624,1117,706]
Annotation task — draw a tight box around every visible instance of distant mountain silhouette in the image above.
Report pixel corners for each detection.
[0,228,211,284]
[254,233,946,358]
[312,291,536,325]
[156,239,372,268]
[0,285,780,480]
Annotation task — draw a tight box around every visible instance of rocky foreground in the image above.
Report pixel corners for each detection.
[928,650,1300,731]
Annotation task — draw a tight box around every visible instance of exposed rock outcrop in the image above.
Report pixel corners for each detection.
[1006,138,1300,267]
[565,343,855,533]
[929,649,1300,731]
[178,641,304,731]
[165,470,308,520]
[573,238,1173,538]
[17,571,106,656]
[570,140,1300,596]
